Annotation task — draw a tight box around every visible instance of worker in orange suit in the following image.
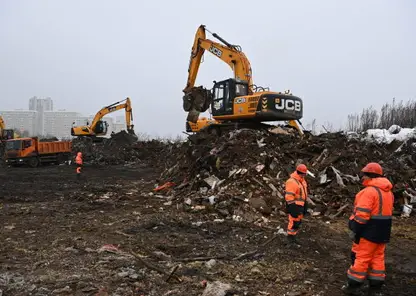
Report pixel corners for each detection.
[285,163,308,246]
[342,162,394,296]
[75,152,83,178]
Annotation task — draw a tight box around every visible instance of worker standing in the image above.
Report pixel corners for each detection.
[284,163,308,246]
[342,163,394,296]
[75,152,83,178]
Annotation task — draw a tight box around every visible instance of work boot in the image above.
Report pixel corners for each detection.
[341,280,363,295]
[287,235,301,246]
[368,281,384,296]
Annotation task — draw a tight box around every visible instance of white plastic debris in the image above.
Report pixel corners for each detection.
[232,215,242,222]
[200,187,209,195]
[388,125,401,134]
[204,175,221,189]
[255,164,265,172]
[257,138,266,148]
[402,204,413,218]
[208,195,217,205]
[184,198,192,205]
[306,170,315,178]
[365,127,416,144]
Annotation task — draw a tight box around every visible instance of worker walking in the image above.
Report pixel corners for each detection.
[75,152,83,178]
[342,163,394,296]
[285,163,308,246]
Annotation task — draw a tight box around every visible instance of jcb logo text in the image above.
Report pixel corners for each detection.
[209,45,223,57]
[275,99,301,111]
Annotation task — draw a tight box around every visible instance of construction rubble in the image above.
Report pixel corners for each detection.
[2,127,416,296]
[158,129,416,219]
[73,128,416,219]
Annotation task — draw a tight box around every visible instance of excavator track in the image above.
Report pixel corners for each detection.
[187,121,303,144]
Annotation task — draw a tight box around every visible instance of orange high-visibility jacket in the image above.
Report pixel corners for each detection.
[75,153,83,165]
[349,177,394,243]
[285,172,308,206]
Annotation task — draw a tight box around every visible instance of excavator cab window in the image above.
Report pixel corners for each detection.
[212,79,233,116]
[235,82,248,97]
[2,129,14,140]
[94,120,108,135]
[212,79,249,116]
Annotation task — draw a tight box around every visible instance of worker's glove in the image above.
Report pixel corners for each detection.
[303,202,308,216]
[348,230,356,242]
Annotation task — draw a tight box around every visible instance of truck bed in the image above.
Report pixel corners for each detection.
[38,141,72,154]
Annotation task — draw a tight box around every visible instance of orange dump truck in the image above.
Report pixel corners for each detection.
[4,137,72,167]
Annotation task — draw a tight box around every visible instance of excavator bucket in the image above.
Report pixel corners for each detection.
[183,86,213,123]
[287,120,304,137]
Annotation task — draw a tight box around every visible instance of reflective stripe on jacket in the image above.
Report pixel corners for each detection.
[349,177,394,243]
[285,172,308,206]
[75,155,83,165]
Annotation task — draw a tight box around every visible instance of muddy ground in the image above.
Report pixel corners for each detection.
[1,164,415,296]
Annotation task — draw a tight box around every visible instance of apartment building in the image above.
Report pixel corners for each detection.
[0,110,37,136]
[44,111,81,138]
[1,97,127,138]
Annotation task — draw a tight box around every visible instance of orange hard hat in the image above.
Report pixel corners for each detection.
[361,162,383,176]
[296,164,307,174]
[77,152,82,157]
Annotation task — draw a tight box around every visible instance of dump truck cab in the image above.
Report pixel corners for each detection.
[4,138,35,159]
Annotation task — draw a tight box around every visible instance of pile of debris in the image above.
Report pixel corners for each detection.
[157,128,416,218]
[71,131,179,166]
[72,131,142,165]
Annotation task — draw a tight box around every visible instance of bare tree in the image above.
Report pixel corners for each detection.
[346,98,416,132]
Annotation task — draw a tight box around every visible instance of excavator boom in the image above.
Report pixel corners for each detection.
[183,25,253,93]
[183,25,253,122]
[0,116,4,132]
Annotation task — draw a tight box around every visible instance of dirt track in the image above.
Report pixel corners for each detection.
[1,164,415,296]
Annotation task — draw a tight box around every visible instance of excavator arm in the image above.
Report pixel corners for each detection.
[183,25,253,94]
[183,25,253,122]
[0,116,4,132]
[71,97,135,137]
[90,98,134,132]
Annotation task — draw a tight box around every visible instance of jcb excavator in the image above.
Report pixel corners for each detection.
[183,25,304,135]
[71,97,135,138]
[0,116,16,140]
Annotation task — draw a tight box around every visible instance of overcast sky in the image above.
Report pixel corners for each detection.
[0,0,414,137]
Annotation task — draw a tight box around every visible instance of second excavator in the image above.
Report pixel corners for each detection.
[0,116,17,140]
[71,97,135,139]
[183,25,304,135]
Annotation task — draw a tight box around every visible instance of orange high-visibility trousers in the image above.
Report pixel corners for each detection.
[287,214,303,236]
[347,237,386,283]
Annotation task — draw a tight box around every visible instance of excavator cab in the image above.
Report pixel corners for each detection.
[1,129,15,140]
[211,79,249,116]
[94,120,108,136]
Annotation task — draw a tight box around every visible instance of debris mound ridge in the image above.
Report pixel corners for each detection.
[158,129,416,217]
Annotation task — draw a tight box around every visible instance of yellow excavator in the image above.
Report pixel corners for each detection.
[0,116,17,140]
[71,97,135,138]
[183,25,304,135]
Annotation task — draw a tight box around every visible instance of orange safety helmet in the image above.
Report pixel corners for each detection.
[77,152,82,157]
[296,164,308,174]
[361,162,383,176]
